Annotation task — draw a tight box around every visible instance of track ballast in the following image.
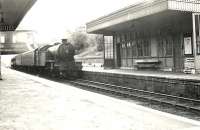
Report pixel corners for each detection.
[68,79,200,120]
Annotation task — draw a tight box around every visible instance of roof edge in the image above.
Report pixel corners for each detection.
[86,0,200,33]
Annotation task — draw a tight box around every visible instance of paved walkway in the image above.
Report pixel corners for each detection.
[0,67,200,130]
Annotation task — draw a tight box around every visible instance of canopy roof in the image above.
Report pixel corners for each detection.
[0,0,37,31]
[87,0,200,34]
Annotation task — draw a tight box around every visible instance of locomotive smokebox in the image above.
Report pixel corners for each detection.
[48,41,75,61]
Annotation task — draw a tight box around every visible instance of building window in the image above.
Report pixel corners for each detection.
[104,36,113,59]
[136,38,151,57]
[166,37,173,56]
[127,42,132,58]
[117,32,152,67]
[0,35,5,43]
[13,35,16,43]
[158,36,173,57]
[137,39,143,56]
[121,43,126,59]
[197,36,200,54]
[132,41,137,57]
[158,39,164,56]
[143,39,151,56]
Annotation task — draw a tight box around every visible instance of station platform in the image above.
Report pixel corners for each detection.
[0,67,200,130]
[82,67,200,82]
[82,67,200,99]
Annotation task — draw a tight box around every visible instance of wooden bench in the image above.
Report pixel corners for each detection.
[134,59,160,69]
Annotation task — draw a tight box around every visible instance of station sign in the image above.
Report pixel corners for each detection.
[184,37,192,55]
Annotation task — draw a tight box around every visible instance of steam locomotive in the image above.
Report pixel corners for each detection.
[11,39,82,78]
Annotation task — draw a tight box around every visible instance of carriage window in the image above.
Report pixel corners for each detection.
[104,36,113,59]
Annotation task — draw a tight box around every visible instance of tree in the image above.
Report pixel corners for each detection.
[70,32,88,52]
[95,35,104,51]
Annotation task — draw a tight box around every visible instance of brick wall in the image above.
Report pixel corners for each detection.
[82,71,200,99]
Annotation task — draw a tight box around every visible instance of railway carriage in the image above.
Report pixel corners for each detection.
[21,51,35,66]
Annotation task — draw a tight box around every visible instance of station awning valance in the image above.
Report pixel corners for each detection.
[86,0,200,34]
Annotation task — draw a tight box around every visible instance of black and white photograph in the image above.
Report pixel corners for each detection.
[1,0,200,129]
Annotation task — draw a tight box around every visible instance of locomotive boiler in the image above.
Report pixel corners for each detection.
[11,39,82,78]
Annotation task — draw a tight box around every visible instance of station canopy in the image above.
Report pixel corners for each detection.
[86,0,200,34]
[0,0,37,31]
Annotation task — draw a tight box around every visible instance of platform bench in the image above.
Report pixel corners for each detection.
[134,59,161,69]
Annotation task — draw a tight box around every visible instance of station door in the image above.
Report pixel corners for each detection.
[104,36,114,68]
[173,35,184,72]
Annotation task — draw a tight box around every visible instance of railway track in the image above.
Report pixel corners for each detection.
[68,79,200,116]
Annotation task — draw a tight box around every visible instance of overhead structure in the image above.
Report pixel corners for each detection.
[0,0,37,79]
[0,0,37,31]
[87,0,200,34]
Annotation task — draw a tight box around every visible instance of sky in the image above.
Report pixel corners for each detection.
[17,0,142,43]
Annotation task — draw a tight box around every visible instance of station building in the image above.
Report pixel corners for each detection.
[86,0,200,74]
[0,30,37,54]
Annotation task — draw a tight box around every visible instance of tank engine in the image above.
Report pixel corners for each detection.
[11,39,82,78]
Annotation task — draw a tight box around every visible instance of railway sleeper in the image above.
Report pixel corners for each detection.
[70,80,200,115]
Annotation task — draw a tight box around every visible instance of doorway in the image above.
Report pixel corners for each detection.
[116,43,121,67]
[173,35,184,72]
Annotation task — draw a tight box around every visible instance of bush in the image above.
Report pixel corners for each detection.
[70,31,104,54]
[70,32,88,51]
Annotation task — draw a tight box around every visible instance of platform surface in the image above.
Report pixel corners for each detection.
[83,67,200,81]
[0,67,200,130]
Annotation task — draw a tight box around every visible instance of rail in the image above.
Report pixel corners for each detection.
[69,79,200,117]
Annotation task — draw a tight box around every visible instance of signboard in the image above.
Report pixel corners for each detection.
[184,57,195,74]
[184,37,192,55]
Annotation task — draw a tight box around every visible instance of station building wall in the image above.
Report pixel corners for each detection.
[103,12,197,73]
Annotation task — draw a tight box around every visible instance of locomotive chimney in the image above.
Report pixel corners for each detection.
[62,39,68,44]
